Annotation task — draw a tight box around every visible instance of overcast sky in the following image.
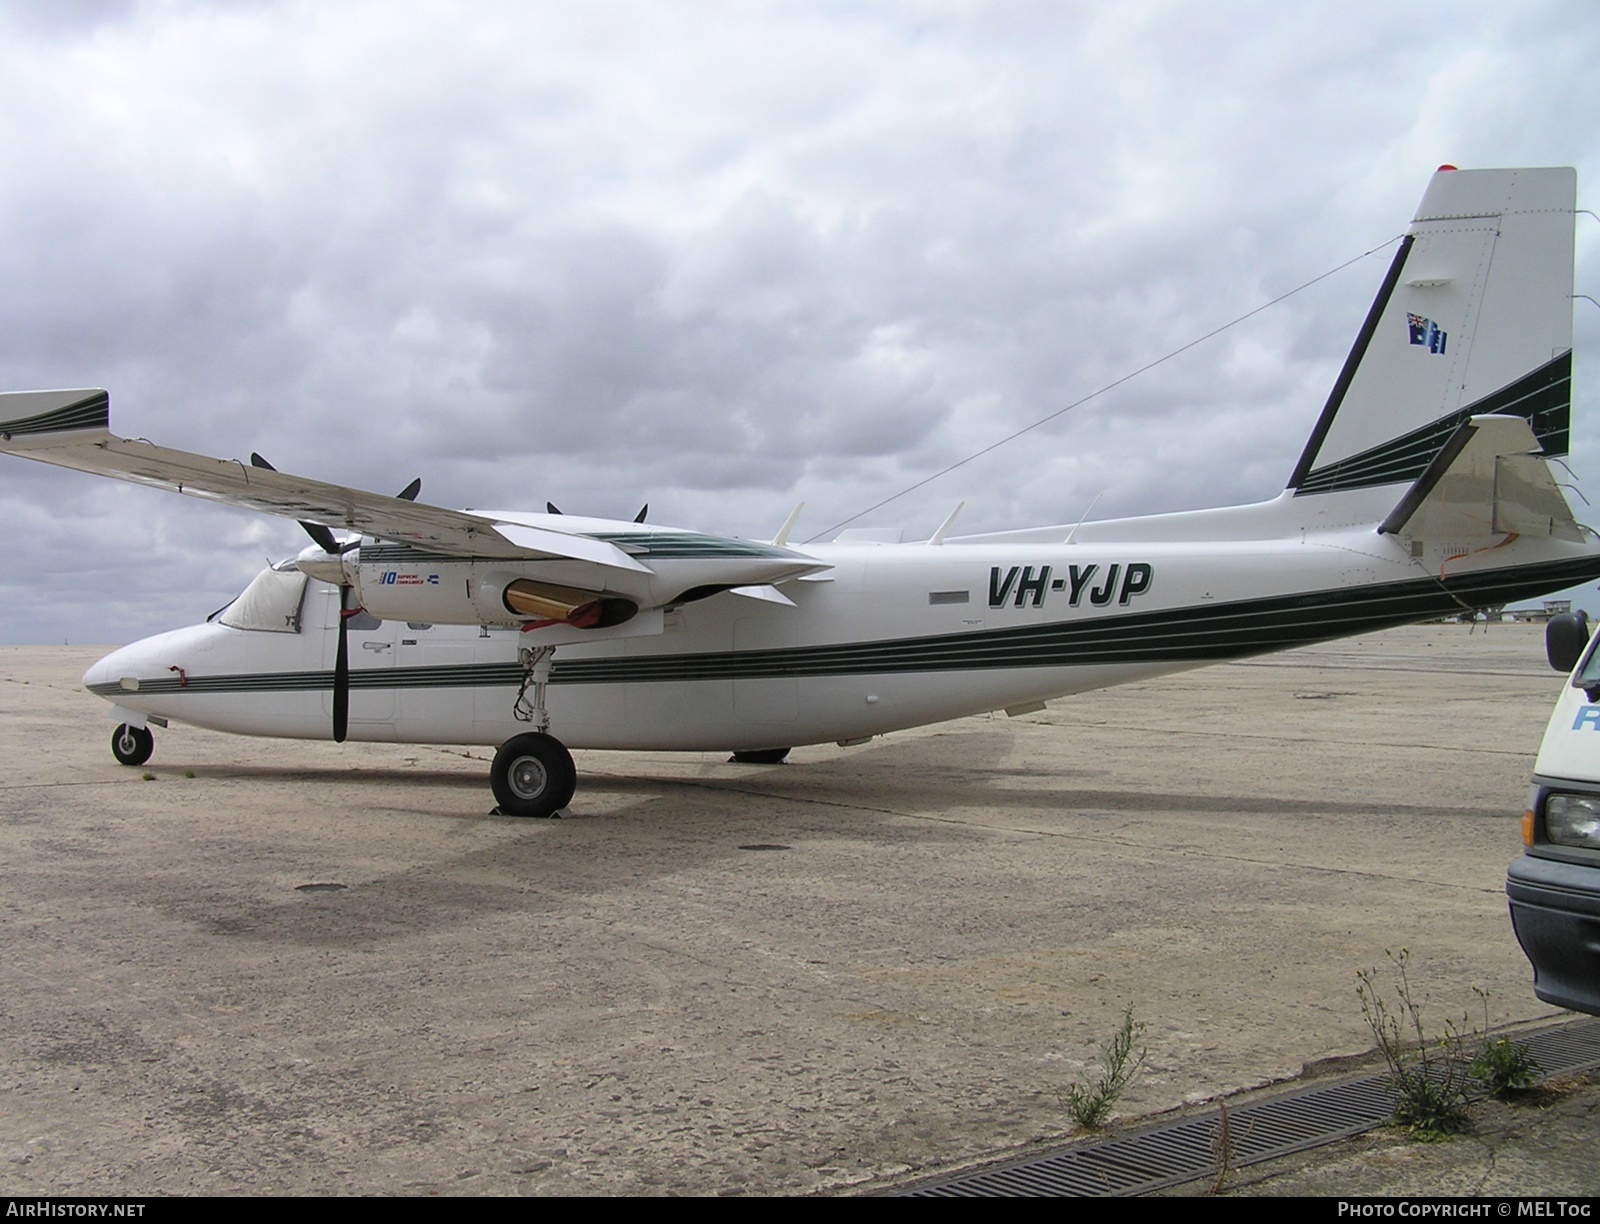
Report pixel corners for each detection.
[2,0,1598,644]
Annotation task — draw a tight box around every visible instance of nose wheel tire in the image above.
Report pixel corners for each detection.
[491,732,576,818]
[730,747,791,765]
[111,724,155,767]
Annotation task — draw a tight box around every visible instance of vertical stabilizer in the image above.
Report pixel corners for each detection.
[1288,167,1575,498]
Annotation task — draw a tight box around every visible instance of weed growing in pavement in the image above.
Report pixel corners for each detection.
[1356,950,1473,1140]
[1470,1037,1541,1098]
[1468,989,1541,1098]
[1063,1005,1147,1130]
[1208,1101,1237,1194]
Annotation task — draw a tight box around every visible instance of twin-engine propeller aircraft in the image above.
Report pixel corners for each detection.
[3,166,1597,817]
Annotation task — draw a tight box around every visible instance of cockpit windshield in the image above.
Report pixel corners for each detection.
[217,562,308,633]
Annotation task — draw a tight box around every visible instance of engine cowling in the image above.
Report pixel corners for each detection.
[294,526,828,628]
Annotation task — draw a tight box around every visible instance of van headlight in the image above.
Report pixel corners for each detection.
[1544,794,1600,849]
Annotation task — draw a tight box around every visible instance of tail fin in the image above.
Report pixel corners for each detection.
[1287,167,1575,503]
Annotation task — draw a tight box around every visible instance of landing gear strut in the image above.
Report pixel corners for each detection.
[111,723,154,767]
[512,644,556,729]
[493,643,575,817]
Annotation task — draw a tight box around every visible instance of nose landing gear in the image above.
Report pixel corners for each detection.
[111,723,155,767]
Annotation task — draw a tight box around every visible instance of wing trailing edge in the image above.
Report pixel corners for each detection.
[0,390,813,586]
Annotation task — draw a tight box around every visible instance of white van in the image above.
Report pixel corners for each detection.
[1507,611,1600,1014]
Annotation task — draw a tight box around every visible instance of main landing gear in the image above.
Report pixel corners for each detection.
[111,723,155,766]
[490,732,576,818]
[493,642,575,818]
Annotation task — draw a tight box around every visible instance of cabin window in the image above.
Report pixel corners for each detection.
[218,563,309,633]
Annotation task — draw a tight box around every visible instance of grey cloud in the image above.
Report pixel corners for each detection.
[1,0,1597,642]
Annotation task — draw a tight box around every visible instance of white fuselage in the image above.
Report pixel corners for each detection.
[82,492,1600,753]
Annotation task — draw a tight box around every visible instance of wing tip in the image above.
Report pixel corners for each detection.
[0,388,111,442]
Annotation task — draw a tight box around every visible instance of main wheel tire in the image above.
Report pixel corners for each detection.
[111,723,154,767]
[730,747,791,765]
[549,739,577,812]
[491,732,576,818]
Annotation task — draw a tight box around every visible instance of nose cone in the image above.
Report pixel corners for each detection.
[83,643,132,693]
[81,624,212,699]
[82,643,123,691]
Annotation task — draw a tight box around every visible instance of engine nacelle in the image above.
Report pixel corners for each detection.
[296,529,828,628]
[332,556,641,628]
[499,578,637,628]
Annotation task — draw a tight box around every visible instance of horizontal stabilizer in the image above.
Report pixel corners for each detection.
[1378,414,1583,541]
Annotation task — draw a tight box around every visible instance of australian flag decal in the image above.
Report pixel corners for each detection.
[1406,312,1448,355]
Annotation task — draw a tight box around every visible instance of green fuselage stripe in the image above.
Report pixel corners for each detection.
[85,555,1600,699]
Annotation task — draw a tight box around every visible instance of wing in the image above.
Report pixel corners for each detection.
[0,389,650,571]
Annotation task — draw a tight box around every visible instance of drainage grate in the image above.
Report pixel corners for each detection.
[1522,1017,1600,1073]
[902,1016,1600,1197]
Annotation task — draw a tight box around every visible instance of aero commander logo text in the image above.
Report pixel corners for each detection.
[377,571,440,586]
[989,563,1152,609]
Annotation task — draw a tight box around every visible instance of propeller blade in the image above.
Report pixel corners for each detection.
[249,453,357,554]
[634,504,648,523]
[302,520,342,555]
[397,477,421,502]
[332,585,351,743]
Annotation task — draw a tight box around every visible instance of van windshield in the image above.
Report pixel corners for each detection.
[1573,635,1600,687]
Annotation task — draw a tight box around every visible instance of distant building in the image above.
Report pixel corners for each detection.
[1507,599,1572,623]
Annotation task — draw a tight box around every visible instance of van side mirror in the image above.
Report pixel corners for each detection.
[1546,610,1591,674]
